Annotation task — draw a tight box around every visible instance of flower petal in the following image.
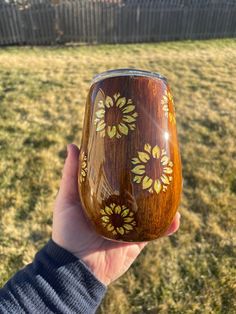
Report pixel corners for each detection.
[115,205,121,214]
[118,123,129,135]
[79,176,84,183]
[161,156,169,165]
[122,105,135,114]
[144,143,151,154]
[131,157,141,165]
[96,120,106,131]
[104,206,113,215]
[112,230,117,235]
[161,174,170,185]
[100,209,106,215]
[152,145,160,159]
[116,97,126,108]
[124,217,134,222]
[105,96,113,108]
[163,167,173,174]
[129,124,136,130]
[96,110,105,119]
[131,165,145,175]
[122,115,136,123]
[163,105,169,112]
[138,152,150,163]
[107,224,114,231]
[121,209,129,217]
[117,227,125,235]
[142,176,153,189]
[154,179,162,194]
[113,93,120,101]
[132,112,138,118]
[107,125,117,138]
[98,100,105,108]
[101,216,110,222]
[124,224,133,231]
[100,130,105,137]
[162,149,167,156]
[127,99,132,104]
[133,175,143,183]
[82,161,87,168]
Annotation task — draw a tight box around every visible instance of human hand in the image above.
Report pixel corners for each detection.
[52,144,180,286]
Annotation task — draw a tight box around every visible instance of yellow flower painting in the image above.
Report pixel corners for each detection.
[79,152,88,183]
[131,144,173,194]
[100,203,136,235]
[94,91,138,138]
[161,89,176,124]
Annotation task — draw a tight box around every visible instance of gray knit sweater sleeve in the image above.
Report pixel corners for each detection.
[0,239,107,314]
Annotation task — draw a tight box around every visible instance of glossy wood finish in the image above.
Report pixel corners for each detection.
[79,71,182,242]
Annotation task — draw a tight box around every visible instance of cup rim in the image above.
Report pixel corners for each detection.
[92,68,167,84]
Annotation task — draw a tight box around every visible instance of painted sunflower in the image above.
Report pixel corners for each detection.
[100,203,136,235]
[131,144,173,194]
[79,152,88,183]
[161,89,176,124]
[94,92,138,138]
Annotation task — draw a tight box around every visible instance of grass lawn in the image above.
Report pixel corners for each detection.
[0,39,236,313]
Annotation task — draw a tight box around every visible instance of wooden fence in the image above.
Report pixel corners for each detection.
[0,0,236,46]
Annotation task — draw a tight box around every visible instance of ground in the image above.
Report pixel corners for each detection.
[0,39,235,313]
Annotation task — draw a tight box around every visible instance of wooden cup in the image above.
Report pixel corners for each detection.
[79,69,182,242]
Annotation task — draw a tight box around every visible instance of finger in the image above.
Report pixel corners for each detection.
[58,144,80,202]
[164,212,181,236]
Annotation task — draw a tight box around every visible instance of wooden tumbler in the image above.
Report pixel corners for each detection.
[79,69,182,242]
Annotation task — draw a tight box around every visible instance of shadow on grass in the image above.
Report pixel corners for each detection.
[58,123,82,159]
[23,136,56,149]
[15,155,52,220]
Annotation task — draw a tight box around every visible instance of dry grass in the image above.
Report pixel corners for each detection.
[0,39,236,313]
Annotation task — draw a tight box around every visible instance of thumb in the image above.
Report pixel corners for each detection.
[57,143,80,203]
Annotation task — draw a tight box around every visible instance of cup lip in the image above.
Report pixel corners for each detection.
[91,68,167,84]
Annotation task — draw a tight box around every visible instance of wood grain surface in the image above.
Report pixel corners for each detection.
[79,73,182,242]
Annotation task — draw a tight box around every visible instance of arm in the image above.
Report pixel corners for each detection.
[0,240,106,314]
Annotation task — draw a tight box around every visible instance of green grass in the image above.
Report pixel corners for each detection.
[0,39,236,313]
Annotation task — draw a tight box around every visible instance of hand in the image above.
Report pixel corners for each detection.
[52,144,181,286]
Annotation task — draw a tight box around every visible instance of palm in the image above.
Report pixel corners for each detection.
[53,198,146,284]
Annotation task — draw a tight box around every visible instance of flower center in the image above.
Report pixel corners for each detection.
[105,106,123,126]
[145,157,162,179]
[110,213,124,228]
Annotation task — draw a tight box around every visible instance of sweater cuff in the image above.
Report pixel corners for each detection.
[43,239,80,266]
[41,239,107,290]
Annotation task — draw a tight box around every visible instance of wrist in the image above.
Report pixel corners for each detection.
[51,236,111,286]
[74,253,112,286]
[49,236,111,286]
